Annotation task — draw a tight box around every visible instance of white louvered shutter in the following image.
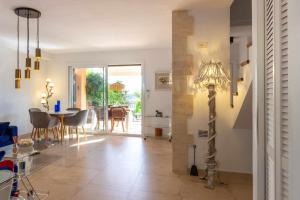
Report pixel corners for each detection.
[279,0,289,199]
[265,0,276,199]
[264,0,289,199]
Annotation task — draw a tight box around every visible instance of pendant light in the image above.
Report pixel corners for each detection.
[14,7,41,88]
[15,11,21,89]
[34,17,41,70]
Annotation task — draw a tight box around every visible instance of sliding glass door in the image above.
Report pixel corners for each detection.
[70,66,106,132]
[69,64,142,135]
[107,65,142,135]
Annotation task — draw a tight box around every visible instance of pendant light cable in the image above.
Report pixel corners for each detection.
[27,12,29,58]
[17,12,19,68]
[37,17,39,48]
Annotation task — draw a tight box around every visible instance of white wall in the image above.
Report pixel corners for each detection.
[46,48,172,135]
[0,39,46,134]
[288,0,300,199]
[186,7,252,173]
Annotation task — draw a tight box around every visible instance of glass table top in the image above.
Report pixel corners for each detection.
[0,170,14,184]
[0,144,39,160]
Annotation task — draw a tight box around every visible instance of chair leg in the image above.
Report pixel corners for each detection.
[70,127,73,139]
[31,128,35,138]
[45,129,49,142]
[56,127,59,139]
[54,127,58,140]
[51,128,56,139]
[37,128,41,140]
[82,126,86,138]
[63,126,66,136]
[76,127,79,140]
[121,120,125,132]
[40,129,44,139]
[111,118,114,131]
[33,128,37,140]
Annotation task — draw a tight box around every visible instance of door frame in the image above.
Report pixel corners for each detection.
[68,64,106,132]
[252,0,266,199]
[68,63,145,137]
[107,64,144,137]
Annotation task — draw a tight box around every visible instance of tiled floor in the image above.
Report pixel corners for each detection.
[25,135,252,200]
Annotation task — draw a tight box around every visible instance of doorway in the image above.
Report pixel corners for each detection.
[69,64,143,136]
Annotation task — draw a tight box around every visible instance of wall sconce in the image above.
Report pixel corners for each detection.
[197,42,208,49]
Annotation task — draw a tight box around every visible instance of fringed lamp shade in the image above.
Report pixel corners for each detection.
[109,82,125,91]
[194,61,230,90]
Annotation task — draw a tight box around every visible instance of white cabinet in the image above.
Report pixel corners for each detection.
[143,116,171,139]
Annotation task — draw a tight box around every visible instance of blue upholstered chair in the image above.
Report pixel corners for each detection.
[0,122,18,148]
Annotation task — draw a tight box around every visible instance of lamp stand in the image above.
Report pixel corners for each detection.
[202,84,217,189]
[42,82,53,111]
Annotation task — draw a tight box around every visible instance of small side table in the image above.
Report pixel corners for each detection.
[0,170,14,200]
[143,116,172,141]
[0,145,49,200]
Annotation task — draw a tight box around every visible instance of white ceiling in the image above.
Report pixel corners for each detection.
[0,0,231,53]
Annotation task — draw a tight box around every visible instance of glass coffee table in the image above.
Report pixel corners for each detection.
[0,144,49,200]
[0,170,14,200]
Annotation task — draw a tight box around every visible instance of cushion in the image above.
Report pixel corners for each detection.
[0,122,10,135]
[0,151,5,161]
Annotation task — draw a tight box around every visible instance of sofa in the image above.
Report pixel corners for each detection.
[0,122,18,148]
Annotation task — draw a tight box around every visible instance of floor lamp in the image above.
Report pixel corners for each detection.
[194,60,230,189]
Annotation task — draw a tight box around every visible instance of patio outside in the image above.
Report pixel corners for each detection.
[72,66,142,135]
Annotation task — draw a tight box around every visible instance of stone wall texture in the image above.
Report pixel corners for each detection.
[172,10,194,174]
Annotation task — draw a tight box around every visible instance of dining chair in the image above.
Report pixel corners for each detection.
[28,108,41,138]
[64,110,89,139]
[95,107,105,130]
[111,107,126,132]
[30,111,60,141]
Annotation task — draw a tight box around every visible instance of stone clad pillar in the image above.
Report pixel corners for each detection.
[172,10,194,174]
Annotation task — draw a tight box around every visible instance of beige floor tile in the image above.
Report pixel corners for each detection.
[228,184,253,200]
[127,190,182,200]
[72,184,128,200]
[133,174,181,195]
[19,135,252,200]
[50,166,99,186]
[28,179,82,200]
[90,166,139,192]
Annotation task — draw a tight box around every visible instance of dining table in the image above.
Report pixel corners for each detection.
[49,110,77,141]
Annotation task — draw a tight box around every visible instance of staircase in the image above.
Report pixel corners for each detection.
[230,36,253,130]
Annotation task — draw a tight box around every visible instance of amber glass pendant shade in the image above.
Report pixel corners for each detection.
[15,79,21,89]
[26,57,31,68]
[35,48,41,59]
[25,68,31,79]
[15,68,21,89]
[34,60,40,70]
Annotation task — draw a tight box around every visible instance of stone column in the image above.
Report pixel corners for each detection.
[172,10,194,174]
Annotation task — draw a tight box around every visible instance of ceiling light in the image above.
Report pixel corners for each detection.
[14,7,42,88]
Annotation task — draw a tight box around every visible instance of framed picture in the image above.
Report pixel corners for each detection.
[155,72,171,90]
